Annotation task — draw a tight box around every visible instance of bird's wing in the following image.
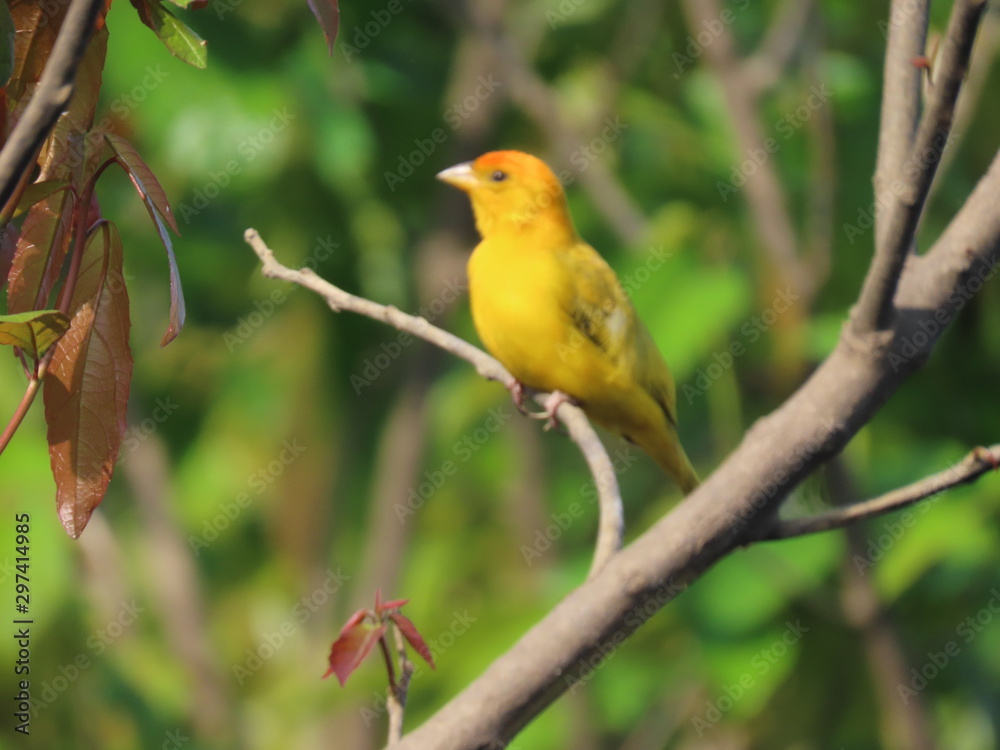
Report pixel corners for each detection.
[558,242,678,425]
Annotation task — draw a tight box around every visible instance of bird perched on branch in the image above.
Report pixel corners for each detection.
[437,150,698,494]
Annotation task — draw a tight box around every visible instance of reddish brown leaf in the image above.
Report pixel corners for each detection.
[101,134,184,346]
[43,223,132,538]
[324,622,386,686]
[306,0,339,55]
[6,1,59,106]
[0,223,16,290]
[104,133,179,233]
[389,611,436,670]
[7,190,75,313]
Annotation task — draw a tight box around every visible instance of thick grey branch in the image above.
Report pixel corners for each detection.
[760,445,1000,541]
[0,0,104,210]
[855,0,987,333]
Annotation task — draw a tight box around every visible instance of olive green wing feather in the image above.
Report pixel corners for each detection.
[557,242,678,425]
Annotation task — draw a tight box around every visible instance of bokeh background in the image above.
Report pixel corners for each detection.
[2,0,1000,748]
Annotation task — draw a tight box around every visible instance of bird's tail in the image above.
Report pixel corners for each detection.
[634,422,699,495]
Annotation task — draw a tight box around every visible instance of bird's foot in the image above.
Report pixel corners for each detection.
[529,390,578,432]
[504,378,536,417]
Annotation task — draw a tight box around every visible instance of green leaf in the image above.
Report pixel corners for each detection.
[130,0,208,69]
[0,310,71,359]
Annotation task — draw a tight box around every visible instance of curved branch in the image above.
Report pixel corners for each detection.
[242,228,625,575]
[759,444,1000,541]
[0,0,105,210]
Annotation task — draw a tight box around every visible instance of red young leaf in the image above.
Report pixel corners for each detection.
[389,611,435,670]
[324,621,387,686]
[43,223,132,538]
[340,608,370,633]
[306,0,339,55]
[379,597,409,612]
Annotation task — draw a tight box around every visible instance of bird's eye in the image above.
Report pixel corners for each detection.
[491,170,507,182]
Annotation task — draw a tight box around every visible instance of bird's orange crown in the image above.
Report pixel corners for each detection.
[437,150,575,239]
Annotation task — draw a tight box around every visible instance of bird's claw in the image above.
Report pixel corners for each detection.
[529,390,577,433]
[504,378,535,416]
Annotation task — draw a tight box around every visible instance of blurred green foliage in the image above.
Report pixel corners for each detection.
[2,0,999,748]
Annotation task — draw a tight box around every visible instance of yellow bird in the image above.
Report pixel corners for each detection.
[437,150,698,494]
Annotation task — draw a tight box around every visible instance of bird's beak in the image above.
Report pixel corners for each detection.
[436,162,477,191]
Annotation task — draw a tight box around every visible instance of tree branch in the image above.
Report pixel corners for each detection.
[759,444,999,541]
[378,125,999,744]
[0,0,105,210]
[854,0,987,333]
[242,228,625,577]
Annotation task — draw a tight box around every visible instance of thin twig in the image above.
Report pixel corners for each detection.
[758,444,999,541]
[387,625,415,743]
[855,0,987,333]
[243,228,625,576]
